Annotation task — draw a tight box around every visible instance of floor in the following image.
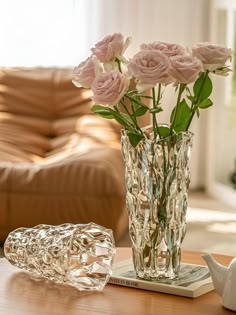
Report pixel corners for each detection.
[1,191,236,258]
[117,190,236,256]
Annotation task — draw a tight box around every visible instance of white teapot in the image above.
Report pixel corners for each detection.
[202,253,236,311]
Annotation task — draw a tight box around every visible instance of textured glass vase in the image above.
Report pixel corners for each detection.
[4,222,116,291]
[121,127,193,280]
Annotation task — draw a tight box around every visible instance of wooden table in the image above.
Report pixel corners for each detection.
[0,248,233,315]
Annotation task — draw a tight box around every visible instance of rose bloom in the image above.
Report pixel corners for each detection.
[72,56,102,88]
[91,71,130,106]
[192,42,232,71]
[141,41,186,57]
[128,50,171,92]
[170,55,203,84]
[91,33,131,63]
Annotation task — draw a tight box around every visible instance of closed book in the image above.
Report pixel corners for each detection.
[109,258,213,298]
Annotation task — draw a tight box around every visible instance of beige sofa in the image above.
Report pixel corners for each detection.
[0,67,128,243]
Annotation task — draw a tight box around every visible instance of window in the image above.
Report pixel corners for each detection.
[0,0,93,67]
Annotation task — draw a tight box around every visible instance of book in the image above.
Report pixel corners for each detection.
[109,258,214,298]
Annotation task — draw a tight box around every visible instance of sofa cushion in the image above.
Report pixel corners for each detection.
[0,67,93,118]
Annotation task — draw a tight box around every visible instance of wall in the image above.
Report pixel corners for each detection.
[206,0,236,206]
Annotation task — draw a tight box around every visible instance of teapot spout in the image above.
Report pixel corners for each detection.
[202,253,228,296]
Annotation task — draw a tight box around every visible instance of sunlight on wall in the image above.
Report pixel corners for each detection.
[187,206,236,234]
[207,222,236,233]
[187,207,236,223]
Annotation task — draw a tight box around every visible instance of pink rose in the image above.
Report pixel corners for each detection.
[91,33,131,63]
[72,56,102,88]
[192,42,232,71]
[91,71,130,106]
[170,55,203,84]
[127,50,171,92]
[141,41,186,57]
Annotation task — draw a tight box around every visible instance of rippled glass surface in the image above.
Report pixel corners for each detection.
[4,223,116,291]
[121,127,193,280]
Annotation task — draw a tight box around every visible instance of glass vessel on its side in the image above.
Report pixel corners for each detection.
[121,126,193,280]
[4,222,116,291]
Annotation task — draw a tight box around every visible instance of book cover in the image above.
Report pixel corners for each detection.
[109,258,213,298]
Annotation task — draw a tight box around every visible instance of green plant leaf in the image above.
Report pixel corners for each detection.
[127,131,144,147]
[158,126,171,137]
[170,99,192,133]
[128,94,140,110]
[110,110,133,128]
[133,94,141,103]
[186,95,194,102]
[150,106,163,114]
[91,105,114,119]
[198,98,213,109]
[126,94,147,108]
[193,72,213,103]
[134,106,149,117]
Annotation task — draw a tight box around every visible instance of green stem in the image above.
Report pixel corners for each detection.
[186,70,209,131]
[170,83,186,134]
[152,87,162,139]
[119,100,142,134]
[123,95,138,124]
[185,107,196,132]
[157,83,162,105]
[124,94,147,124]
[125,94,142,106]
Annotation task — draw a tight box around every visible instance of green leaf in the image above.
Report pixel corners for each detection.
[133,94,141,103]
[198,98,213,109]
[158,126,171,137]
[91,105,114,119]
[126,93,149,108]
[186,95,194,102]
[193,72,213,103]
[125,94,139,106]
[127,131,144,147]
[134,106,149,117]
[91,104,108,112]
[170,99,192,133]
[130,94,141,110]
[149,106,163,114]
[110,110,133,128]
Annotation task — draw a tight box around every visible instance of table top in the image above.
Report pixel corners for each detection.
[0,248,234,315]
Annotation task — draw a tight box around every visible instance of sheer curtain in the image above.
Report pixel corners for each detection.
[92,0,210,55]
